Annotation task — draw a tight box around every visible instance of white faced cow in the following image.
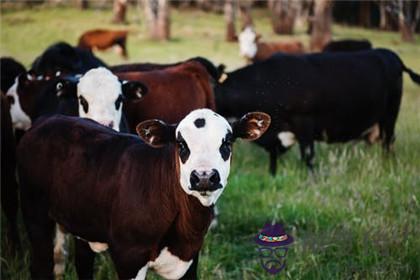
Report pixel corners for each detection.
[17,109,271,279]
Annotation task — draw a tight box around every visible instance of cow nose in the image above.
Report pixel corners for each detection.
[189,169,222,192]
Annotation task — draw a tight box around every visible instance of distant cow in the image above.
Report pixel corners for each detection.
[215,49,420,175]
[238,26,304,64]
[17,109,270,279]
[31,41,107,78]
[322,39,372,52]
[78,29,129,59]
[0,57,26,94]
[114,60,216,132]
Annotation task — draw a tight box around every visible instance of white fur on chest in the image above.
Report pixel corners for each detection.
[147,247,192,279]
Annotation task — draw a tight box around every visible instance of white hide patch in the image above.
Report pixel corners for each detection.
[6,78,32,130]
[88,242,109,253]
[133,265,148,280]
[238,26,258,59]
[278,131,296,147]
[177,109,232,207]
[148,247,192,280]
[77,67,122,131]
[53,225,67,278]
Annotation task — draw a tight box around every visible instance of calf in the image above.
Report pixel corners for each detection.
[238,26,304,64]
[115,60,216,132]
[322,39,372,52]
[17,109,270,279]
[78,29,129,59]
[31,41,107,79]
[215,49,420,175]
[6,67,147,132]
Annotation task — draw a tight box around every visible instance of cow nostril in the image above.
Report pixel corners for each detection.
[209,169,220,185]
[107,121,114,128]
[190,171,200,189]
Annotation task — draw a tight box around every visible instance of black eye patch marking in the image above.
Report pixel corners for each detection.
[115,94,124,110]
[79,95,89,113]
[220,131,233,161]
[194,118,206,128]
[177,132,191,164]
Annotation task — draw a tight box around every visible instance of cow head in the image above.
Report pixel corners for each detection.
[238,26,259,59]
[76,67,147,131]
[136,109,271,206]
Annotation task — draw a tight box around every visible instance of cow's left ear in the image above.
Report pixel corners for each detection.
[121,81,148,100]
[232,112,271,141]
[136,119,176,148]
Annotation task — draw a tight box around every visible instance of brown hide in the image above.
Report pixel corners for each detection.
[117,61,216,132]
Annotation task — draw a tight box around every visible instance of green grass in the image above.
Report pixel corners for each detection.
[1,5,420,280]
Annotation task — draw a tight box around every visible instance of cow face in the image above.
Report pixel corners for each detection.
[136,109,271,207]
[76,67,147,131]
[239,26,258,59]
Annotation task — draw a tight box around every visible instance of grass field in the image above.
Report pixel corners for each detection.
[1,5,420,280]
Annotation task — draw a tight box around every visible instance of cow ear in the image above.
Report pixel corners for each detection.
[19,71,35,85]
[255,34,262,42]
[136,119,176,148]
[121,81,148,100]
[232,112,271,141]
[55,79,77,98]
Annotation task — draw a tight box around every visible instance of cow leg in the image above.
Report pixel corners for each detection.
[1,174,20,255]
[268,147,277,176]
[20,183,55,279]
[74,238,95,279]
[180,253,199,280]
[299,141,315,171]
[53,225,68,278]
[382,79,402,152]
[110,248,149,279]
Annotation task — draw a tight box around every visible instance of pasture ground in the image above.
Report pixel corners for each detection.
[1,5,420,280]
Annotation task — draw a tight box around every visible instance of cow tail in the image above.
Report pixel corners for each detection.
[402,63,420,85]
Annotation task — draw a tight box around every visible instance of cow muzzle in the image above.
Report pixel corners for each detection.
[189,169,222,193]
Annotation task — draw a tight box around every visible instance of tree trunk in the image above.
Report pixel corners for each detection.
[239,0,253,30]
[359,1,371,27]
[379,1,390,30]
[113,0,127,24]
[224,0,237,42]
[271,0,297,34]
[143,0,170,40]
[310,0,332,51]
[79,0,88,9]
[398,0,414,42]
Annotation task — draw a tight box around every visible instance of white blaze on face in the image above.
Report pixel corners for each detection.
[6,78,32,130]
[77,67,122,131]
[177,109,233,207]
[238,26,258,59]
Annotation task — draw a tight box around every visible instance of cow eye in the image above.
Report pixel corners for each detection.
[176,133,190,164]
[220,133,233,161]
[115,94,124,110]
[79,95,89,113]
[6,95,15,105]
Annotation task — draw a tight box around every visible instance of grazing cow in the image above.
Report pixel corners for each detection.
[31,41,107,78]
[215,49,420,175]
[1,95,20,253]
[238,26,304,64]
[78,29,129,59]
[6,68,147,132]
[17,109,271,279]
[322,39,372,52]
[114,60,216,132]
[0,57,26,94]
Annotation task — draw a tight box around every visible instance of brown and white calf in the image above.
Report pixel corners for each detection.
[17,109,270,279]
[78,29,129,59]
[238,26,304,63]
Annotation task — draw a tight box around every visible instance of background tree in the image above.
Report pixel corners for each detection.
[224,0,237,42]
[113,0,127,24]
[396,0,420,42]
[143,0,170,40]
[78,0,88,9]
[310,0,332,51]
[270,0,298,34]
[239,0,254,29]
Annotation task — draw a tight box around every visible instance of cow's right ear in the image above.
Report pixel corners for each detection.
[55,79,77,99]
[121,81,148,100]
[136,119,176,148]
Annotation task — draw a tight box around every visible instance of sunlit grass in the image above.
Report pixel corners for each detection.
[1,5,420,280]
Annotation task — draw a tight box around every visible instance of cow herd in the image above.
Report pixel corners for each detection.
[1,37,419,279]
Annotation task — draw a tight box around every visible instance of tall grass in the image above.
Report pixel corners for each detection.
[1,6,420,280]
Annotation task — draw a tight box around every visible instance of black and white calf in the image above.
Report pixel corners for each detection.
[17,109,271,279]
